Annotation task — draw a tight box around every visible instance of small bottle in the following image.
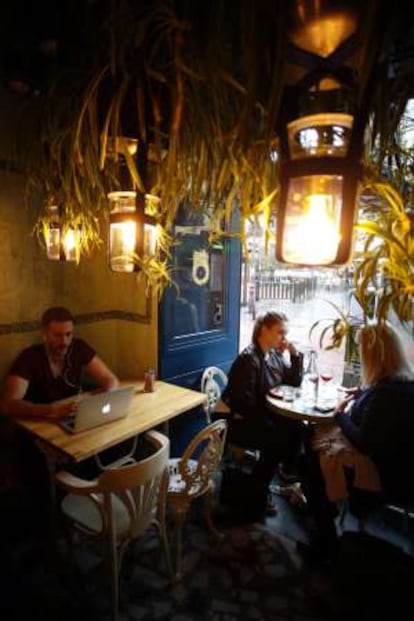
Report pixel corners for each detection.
[144,368,156,392]
[302,350,319,406]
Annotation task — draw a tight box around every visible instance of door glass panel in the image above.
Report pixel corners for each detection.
[168,204,225,338]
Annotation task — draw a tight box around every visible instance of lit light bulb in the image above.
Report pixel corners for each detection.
[287,193,340,264]
[280,174,344,265]
[110,220,137,272]
[63,228,80,262]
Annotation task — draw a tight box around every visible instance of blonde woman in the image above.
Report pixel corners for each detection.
[334,322,414,499]
[298,322,414,565]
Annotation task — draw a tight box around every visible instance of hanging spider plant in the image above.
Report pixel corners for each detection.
[19,0,290,291]
[15,1,412,298]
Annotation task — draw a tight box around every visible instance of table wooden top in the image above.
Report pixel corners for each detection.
[266,387,336,423]
[15,380,206,463]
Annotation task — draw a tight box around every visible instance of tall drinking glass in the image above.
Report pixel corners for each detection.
[302,350,319,406]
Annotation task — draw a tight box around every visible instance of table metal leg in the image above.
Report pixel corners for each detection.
[159,421,170,436]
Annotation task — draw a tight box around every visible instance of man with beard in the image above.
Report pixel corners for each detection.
[1,306,119,529]
[2,306,118,418]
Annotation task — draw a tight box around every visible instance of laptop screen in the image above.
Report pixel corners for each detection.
[59,386,134,433]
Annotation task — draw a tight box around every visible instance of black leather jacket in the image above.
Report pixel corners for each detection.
[222,343,303,420]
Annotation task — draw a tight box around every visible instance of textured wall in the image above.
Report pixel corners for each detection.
[0,89,158,385]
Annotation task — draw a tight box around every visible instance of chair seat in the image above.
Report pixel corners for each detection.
[168,458,205,496]
[61,492,150,539]
[214,398,231,416]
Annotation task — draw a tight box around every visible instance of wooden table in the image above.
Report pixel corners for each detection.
[13,380,206,551]
[16,380,207,464]
[266,386,336,423]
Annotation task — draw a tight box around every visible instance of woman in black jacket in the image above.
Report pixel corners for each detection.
[222,311,305,489]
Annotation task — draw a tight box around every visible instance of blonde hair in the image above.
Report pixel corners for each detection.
[252,311,288,346]
[359,323,414,386]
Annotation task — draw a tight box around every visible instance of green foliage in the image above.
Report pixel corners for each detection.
[15,2,413,301]
[309,299,364,352]
[355,181,414,325]
[21,1,289,291]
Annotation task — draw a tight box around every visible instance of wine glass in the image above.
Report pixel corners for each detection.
[318,363,334,403]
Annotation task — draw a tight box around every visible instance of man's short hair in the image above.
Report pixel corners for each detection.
[41,307,75,328]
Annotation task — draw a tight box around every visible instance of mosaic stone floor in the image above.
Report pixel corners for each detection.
[2,486,412,621]
[1,518,326,621]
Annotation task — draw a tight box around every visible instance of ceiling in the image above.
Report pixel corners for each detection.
[0,1,413,100]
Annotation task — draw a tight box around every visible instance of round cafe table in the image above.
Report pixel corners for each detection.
[266,386,337,423]
[266,386,382,505]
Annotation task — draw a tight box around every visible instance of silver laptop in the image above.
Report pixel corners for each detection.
[59,386,134,434]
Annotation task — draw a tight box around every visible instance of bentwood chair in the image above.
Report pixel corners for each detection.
[200,366,230,423]
[201,365,259,464]
[167,419,228,578]
[55,430,172,621]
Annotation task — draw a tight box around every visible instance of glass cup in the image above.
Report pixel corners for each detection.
[283,386,294,402]
[336,385,349,404]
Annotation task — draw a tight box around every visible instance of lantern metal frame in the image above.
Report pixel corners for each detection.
[276,144,364,265]
[108,190,157,273]
[275,2,377,266]
[44,204,81,263]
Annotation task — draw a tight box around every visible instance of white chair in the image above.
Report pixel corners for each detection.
[55,430,172,621]
[200,366,230,423]
[201,365,259,463]
[168,419,228,578]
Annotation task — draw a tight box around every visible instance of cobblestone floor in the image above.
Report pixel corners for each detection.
[0,501,332,621]
[2,483,411,621]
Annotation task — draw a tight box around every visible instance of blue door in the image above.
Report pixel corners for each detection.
[158,205,241,452]
[159,205,241,388]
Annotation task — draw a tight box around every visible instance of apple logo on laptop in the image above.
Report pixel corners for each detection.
[102,402,111,415]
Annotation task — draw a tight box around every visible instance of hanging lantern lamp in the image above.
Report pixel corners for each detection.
[108,191,158,273]
[44,204,81,262]
[276,1,379,266]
